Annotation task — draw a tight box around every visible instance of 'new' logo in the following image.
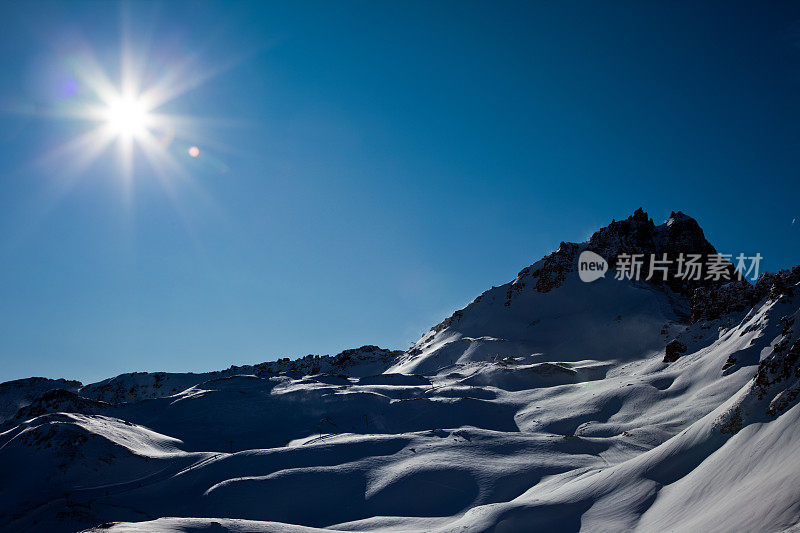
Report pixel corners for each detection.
[578,250,608,283]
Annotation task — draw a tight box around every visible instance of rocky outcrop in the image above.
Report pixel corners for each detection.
[505,242,580,304]
[755,265,800,301]
[716,293,800,429]
[431,310,464,334]
[758,337,800,417]
[691,265,800,322]
[253,345,404,377]
[587,209,742,299]
[753,306,800,417]
[690,282,755,322]
[509,209,798,325]
[501,208,748,315]
[663,340,688,363]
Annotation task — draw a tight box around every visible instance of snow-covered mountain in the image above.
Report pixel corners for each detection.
[2,209,799,532]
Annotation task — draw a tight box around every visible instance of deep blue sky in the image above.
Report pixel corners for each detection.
[1,1,799,383]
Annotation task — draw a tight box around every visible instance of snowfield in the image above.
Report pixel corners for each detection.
[1,210,799,532]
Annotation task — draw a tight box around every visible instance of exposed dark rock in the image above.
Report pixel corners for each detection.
[755,338,800,399]
[504,242,580,305]
[755,265,800,301]
[663,340,688,363]
[747,306,800,417]
[252,345,404,376]
[504,209,744,309]
[691,281,754,323]
[721,354,738,374]
[431,310,464,334]
[692,265,800,323]
[588,209,741,299]
[717,406,743,435]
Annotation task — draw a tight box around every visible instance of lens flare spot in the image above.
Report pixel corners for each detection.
[188,146,200,158]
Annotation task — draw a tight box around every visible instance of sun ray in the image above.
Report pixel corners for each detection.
[36,125,115,180]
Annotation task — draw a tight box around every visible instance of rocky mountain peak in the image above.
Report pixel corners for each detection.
[586,208,717,265]
[465,208,795,329]
[506,208,738,302]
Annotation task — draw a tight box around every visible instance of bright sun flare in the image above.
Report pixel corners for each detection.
[104,94,150,138]
[37,36,222,190]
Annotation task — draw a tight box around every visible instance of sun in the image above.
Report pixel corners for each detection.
[104,94,150,139]
[30,30,230,197]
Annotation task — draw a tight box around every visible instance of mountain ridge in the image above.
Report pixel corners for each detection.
[5,209,797,400]
[2,208,800,532]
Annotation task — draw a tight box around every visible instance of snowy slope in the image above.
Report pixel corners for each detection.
[0,377,81,424]
[2,209,799,533]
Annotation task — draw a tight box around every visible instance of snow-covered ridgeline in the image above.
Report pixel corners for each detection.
[2,209,799,532]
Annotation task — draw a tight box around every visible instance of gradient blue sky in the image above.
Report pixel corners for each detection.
[1,1,799,383]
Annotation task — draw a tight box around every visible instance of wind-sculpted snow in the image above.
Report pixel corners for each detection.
[2,210,800,532]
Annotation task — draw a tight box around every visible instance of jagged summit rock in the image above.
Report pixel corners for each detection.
[422,209,739,342]
[505,208,740,309]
